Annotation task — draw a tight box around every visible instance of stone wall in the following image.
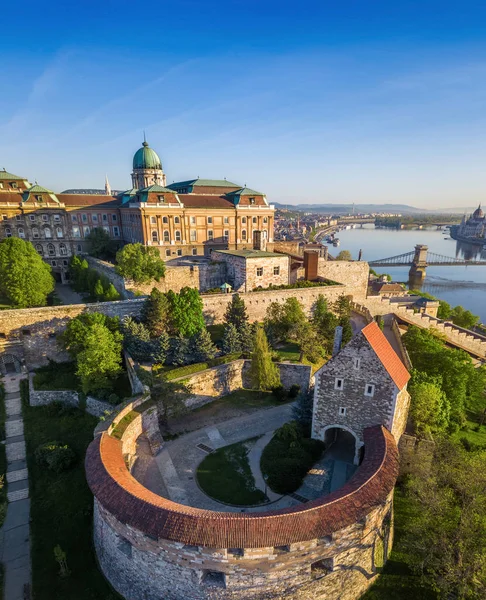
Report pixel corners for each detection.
[317,259,369,300]
[174,360,312,410]
[85,257,131,299]
[398,433,435,476]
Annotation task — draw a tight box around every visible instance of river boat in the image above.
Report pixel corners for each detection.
[333,239,340,247]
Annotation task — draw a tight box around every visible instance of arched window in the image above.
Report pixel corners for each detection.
[162,216,168,224]
[174,216,180,224]
[35,244,43,256]
[253,217,257,224]
[47,243,55,256]
[56,227,63,238]
[263,217,268,224]
[32,227,40,239]
[175,230,181,242]
[5,228,11,238]
[163,230,170,242]
[241,229,247,241]
[17,227,25,238]
[242,217,247,224]
[152,230,158,242]
[44,227,52,239]
[59,243,67,256]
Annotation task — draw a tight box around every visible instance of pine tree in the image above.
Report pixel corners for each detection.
[222,323,242,355]
[249,326,280,391]
[339,316,353,345]
[94,279,105,301]
[224,294,249,330]
[122,317,153,361]
[141,287,170,337]
[104,283,121,301]
[168,336,192,366]
[150,331,170,364]
[238,321,255,354]
[191,328,217,362]
[333,294,352,319]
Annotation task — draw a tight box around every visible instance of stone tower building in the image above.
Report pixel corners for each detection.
[312,321,410,463]
[131,140,167,189]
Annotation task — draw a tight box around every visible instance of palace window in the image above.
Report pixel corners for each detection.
[82,213,87,223]
[207,216,213,224]
[241,229,247,240]
[47,243,55,256]
[71,214,77,222]
[17,227,25,238]
[166,249,171,257]
[44,227,52,238]
[174,216,180,224]
[29,214,36,222]
[56,227,63,238]
[152,230,158,242]
[113,226,120,237]
[32,227,39,239]
[364,384,375,397]
[334,378,344,390]
[162,216,168,224]
[63,260,68,266]
[163,230,170,242]
[112,214,117,222]
[15,215,22,221]
[224,216,229,224]
[2,215,7,220]
[35,195,43,202]
[249,197,255,204]
[208,230,213,240]
[253,216,257,224]
[242,217,247,224]
[83,226,90,235]
[72,226,80,237]
[92,214,98,223]
[175,230,181,242]
[102,214,108,222]
[103,226,109,234]
[59,243,67,256]
[35,244,43,255]
[53,214,61,221]
[76,244,82,252]
[223,230,229,241]
[190,216,196,225]
[256,267,263,276]
[273,266,280,275]
[4,228,11,238]
[192,248,197,255]
[42,214,49,222]
[263,217,268,223]
[158,195,165,202]
[51,260,57,266]
[177,249,182,256]
[190,230,197,242]
[150,216,157,224]
[10,182,18,189]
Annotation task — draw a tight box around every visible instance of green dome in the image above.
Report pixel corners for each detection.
[133,141,162,170]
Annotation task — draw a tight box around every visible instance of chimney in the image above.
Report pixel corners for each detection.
[253,230,267,251]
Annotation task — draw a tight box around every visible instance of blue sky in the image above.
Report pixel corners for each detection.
[2,1,486,208]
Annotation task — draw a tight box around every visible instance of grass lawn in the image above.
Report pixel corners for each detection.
[21,382,120,600]
[197,438,267,505]
[193,388,282,415]
[274,342,301,362]
[361,488,437,600]
[451,418,486,447]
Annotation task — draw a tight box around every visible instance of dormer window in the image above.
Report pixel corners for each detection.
[158,195,165,202]
[249,197,255,204]
[36,195,43,202]
[10,182,18,189]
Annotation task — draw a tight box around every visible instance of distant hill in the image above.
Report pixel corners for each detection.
[273,202,474,215]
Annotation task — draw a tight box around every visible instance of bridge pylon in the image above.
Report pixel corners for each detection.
[409,244,428,282]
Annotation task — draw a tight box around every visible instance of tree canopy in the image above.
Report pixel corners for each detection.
[224,294,249,331]
[141,287,170,337]
[166,287,205,337]
[115,243,166,283]
[264,297,307,343]
[86,227,117,259]
[249,326,280,391]
[335,250,352,261]
[0,238,54,307]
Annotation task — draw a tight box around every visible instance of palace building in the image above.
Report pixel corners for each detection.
[0,141,275,281]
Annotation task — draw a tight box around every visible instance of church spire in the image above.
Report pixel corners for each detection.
[105,175,111,196]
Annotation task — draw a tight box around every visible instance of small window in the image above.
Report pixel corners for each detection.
[102,214,107,222]
[44,227,52,239]
[63,260,68,266]
[35,244,43,255]
[174,216,180,224]
[208,230,213,240]
[242,217,247,224]
[334,378,344,390]
[17,227,25,238]
[53,214,61,221]
[42,214,49,222]
[163,230,170,242]
[47,243,55,256]
[29,214,36,222]
[263,217,268,224]
[15,214,22,221]
[83,226,90,235]
[150,216,157,224]
[113,226,120,237]
[273,266,280,275]
[35,195,43,202]
[253,216,257,223]
[76,244,82,252]
[2,215,7,221]
[241,229,247,240]
[192,248,197,256]
[223,230,229,241]
[249,197,255,204]
[5,228,11,237]
[224,216,229,224]
[102,226,109,234]
[92,214,98,223]
[256,267,263,276]
[201,571,225,588]
[32,227,39,239]
[190,216,196,225]
[72,226,80,238]
[22,329,31,336]
[81,213,87,223]
[59,243,67,256]
[112,214,117,222]
[165,249,171,257]
[56,227,63,238]
[207,216,213,224]
[190,230,197,242]
[158,195,165,202]
[152,230,158,242]
[353,358,360,370]
[71,214,77,222]
[162,216,168,224]
[339,407,347,416]
[175,230,181,242]
[51,260,57,266]
[177,249,182,256]
[10,182,18,189]
[365,384,375,397]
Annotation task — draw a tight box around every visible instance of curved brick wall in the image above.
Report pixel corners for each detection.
[86,424,398,600]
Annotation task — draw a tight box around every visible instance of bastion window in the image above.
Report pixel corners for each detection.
[4,228,11,237]
[311,558,334,579]
[44,227,52,239]
[334,378,344,390]
[47,244,55,256]
[208,230,213,240]
[353,358,361,370]
[364,384,375,397]
[241,229,247,240]
[32,228,39,239]
[152,230,158,242]
[162,216,168,224]
[256,267,263,276]
[274,266,280,275]
[35,244,43,255]
[202,571,226,588]
[17,228,25,238]
[339,407,347,416]
[163,231,170,242]
[175,230,181,242]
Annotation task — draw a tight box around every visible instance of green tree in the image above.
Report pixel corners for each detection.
[115,243,166,283]
[191,328,217,362]
[339,316,353,345]
[294,322,324,363]
[221,323,241,354]
[333,294,352,319]
[167,287,205,337]
[335,250,352,261]
[264,297,306,343]
[103,283,121,301]
[249,326,280,391]
[238,321,255,354]
[122,317,152,361]
[223,294,249,330]
[437,298,452,319]
[0,238,54,307]
[86,227,117,259]
[69,256,89,292]
[168,336,192,366]
[312,295,338,353]
[76,322,123,394]
[403,438,486,599]
[449,305,480,329]
[61,312,120,357]
[141,287,170,337]
[93,279,105,301]
[152,375,191,426]
[408,374,450,434]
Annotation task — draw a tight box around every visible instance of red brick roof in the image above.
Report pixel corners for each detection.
[362,321,410,389]
[58,194,121,208]
[0,192,23,204]
[179,194,235,208]
[85,425,398,549]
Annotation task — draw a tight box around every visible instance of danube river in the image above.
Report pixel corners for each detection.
[334,225,486,322]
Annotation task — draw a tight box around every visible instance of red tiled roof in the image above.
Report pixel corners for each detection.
[85,425,398,549]
[57,194,121,208]
[362,321,410,389]
[179,194,235,208]
[0,192,23,204]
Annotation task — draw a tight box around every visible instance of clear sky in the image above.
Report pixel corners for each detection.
[2,1,486,208]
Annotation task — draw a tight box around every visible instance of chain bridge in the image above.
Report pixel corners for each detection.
[369,244,486,281]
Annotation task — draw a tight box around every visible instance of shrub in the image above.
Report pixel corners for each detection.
[271,385,288,402]
[108,393,120,405]
[288,384,301,399]
[35,441,76,473]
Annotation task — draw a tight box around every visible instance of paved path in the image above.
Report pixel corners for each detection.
[0,374,31,600]
[54,283,83,305]
[246,432,282,503]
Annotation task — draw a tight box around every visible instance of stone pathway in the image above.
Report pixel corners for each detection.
[0,374,31,600]
[54,283,83,305]
[246,432,282,503]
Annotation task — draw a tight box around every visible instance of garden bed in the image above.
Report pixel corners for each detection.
[196,438,267,505]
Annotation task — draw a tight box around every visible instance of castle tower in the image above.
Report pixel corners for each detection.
[131,139,166,189]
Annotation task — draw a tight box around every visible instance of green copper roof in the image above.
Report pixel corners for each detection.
[133,141,162,170]
[226,187,264,196]
[22,184,59,204]
[137,184,175,193]
[168,178,240,189]
[0,169,27,180]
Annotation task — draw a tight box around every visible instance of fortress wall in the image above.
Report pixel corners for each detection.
[85,257,130,298]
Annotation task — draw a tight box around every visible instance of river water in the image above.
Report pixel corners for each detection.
[333,225,486,322]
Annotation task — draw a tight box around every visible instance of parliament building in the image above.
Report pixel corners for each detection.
[0,141,275,281]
